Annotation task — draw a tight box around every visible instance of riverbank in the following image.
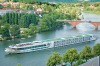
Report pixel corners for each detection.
[0,2,81,41]
[0,1,100,41]
[83,2,100,15]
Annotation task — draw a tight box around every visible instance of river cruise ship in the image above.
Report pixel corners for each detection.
[5,34,96,54]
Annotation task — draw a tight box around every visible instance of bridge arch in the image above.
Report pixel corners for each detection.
[56,20,100,30]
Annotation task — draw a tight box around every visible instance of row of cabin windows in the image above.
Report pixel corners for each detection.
[31,46,47,50]
[54,36,91,46]
[17,44,46,50]
[54,42,68,47]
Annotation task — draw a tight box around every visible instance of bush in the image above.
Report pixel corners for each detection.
[93,43,100,56]
[0,4,3,9]
[20,34,28,38]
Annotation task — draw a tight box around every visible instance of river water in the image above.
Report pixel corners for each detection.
[0,13,100,66]
[0,26,100,66]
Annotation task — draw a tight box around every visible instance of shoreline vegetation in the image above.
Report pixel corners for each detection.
[0,0,100,41]
[0,1,100,66]
[0,1,100,41]
[0,1,81,41]
[46,43,100,66]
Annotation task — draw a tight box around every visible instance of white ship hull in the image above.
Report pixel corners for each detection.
[5,47,49,54]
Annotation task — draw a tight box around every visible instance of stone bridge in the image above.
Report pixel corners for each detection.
[57,20,100,29]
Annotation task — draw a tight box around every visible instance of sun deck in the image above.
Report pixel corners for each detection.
[9,41,43,48]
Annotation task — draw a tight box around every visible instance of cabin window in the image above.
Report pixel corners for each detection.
[17,48,24,50]
[36,44,46,48]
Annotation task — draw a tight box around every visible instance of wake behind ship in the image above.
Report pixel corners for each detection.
[5,34,96,54]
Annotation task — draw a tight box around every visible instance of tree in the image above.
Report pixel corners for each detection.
[29,14,39,25]
[38,20,49,32]
[17,64,21,66]
[19,14,27,28]
[38,12,63,32]
[83,1,90,8]
[0,4,3,9]
[0,24,10,39]
[27,5,33,10]
[15,13,18,24]
[75,59,85,66]
[29,23,37,36]
[0,20,3,34]
[20,28,30,38]
[47,52,62,66]
[93,43,100,56]
[80,46,92,62]
[63,48,79,66]
[19,13,38,28]
[10,25,20,38]
[6,4,11,8]
[2,12,8,24]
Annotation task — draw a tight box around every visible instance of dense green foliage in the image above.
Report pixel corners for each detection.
[29,24,37,35]
[46,52,62,66]
[93,43,100,56]
[10,25,20,38]
[2,12,38,28]
[47,44,100,66]
[0,12,39,40]
[80,46,92,62]
[63,48,79,66]
[0,4,3,9]
[75,59,85,66]
[0,2,80,40]
[26,5,33,10]
[0,24,10,40]
[0,11,64,40]
[17,64,21,66]
[6,4,11,8]
[38,12,63,32]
